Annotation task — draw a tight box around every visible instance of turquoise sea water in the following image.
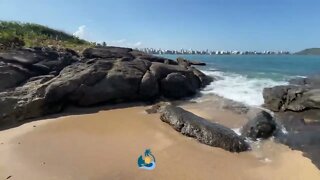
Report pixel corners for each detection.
[161,55,320,106]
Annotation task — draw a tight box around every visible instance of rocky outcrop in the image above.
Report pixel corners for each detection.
[0,47,79,91]
[263,76,320,169]
[263,76,320,112]
[177,57,206,67]
[160,72,200,99]
[274,111,320,169]
[0,46,213,126]
[160,105,249,152]
[83,47,133,59]
[241,110,277,140]
[289,75,320,88]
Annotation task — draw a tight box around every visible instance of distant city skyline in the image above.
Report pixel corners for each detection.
[1,0,320,51]
[136,47,291,55]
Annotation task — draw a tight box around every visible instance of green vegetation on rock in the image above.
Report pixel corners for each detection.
[0,21,93,51]
[295,48,320,55]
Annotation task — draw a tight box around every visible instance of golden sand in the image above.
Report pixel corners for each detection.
[0,105,319,180]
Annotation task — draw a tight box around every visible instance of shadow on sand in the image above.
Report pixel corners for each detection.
[0,102,151,131]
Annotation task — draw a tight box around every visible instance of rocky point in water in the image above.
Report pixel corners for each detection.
[263,76,320,169]
[0,46,213,127]
[263,75,320,113]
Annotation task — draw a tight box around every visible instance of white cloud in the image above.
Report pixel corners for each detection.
[108,39,142,48]
[115,39,127,43]
[73,25,86,39]
[132,41,142,47]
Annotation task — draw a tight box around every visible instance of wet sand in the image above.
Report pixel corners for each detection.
[0,104,320,180]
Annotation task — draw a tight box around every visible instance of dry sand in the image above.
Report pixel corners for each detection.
[0,104,320,180]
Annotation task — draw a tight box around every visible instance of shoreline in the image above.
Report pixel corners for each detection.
[1,100,320,179]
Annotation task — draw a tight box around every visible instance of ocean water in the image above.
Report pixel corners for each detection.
[161,55,320,106]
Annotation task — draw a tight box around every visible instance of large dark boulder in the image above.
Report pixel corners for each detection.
[241,110,277,140]
[189,66,213,87]
[0,75,60,124]
[139,70,159,99]
[263,85,292,111]
[149,62,189,79]
[160,72,200,99]
[264,76,320,112]
[0,47,213,126]
[0,62,31,91]
[55,59,150,106]
[160,105,249,152]
[263,85,320,112]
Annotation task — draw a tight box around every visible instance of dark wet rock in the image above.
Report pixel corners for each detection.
[160,105,249,152]
[263,75,320,169]
[177,57,206,67]
[289,77,309,86]
[45,59,151,106]
[149,62,189,79]
[0,62,31,91]
[263,85,320,112]
[263,85,291,111]
[0,47,213,126]
[289,75,320,88]
[139,70,159,99]
[274,111,320,169]
[189,67,213,87]
[241,110,277,139]
[160,72,200,99]
[264,75,320,112]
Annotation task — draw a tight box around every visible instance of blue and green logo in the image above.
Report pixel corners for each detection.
[137,149,156,170]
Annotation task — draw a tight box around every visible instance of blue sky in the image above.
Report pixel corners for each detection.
[1,0,320,51]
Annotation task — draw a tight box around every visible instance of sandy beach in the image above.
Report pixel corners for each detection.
[0,101,320,180]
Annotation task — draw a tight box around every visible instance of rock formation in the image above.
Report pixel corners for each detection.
[160,105,249,152]
[0,46,212,126]
[263,76,320,112]
[241,110,277,140]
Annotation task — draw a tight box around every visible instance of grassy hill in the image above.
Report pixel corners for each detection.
[0,21,93,51]
[295,48,320,55]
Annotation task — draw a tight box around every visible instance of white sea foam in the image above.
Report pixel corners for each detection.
[201,70,288,106]
[280,125,288,134]
[232,128,241,136]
